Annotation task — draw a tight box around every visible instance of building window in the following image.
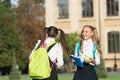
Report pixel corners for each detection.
[107,0,119,16]
[82,0,93,17]
[108,31,120,53]
[57,0,68,19]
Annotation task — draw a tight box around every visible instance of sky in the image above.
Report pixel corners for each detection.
[10,0,19,8]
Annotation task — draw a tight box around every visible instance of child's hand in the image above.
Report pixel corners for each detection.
[71,59,75,62]
[91,59,96,64]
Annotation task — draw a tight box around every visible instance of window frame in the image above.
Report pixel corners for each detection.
[106,0,119,16]
[82,0,94,17]
[108,31,120,53]
[57,0,69,19]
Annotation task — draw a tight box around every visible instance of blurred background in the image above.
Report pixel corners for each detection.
[0,0,120,79]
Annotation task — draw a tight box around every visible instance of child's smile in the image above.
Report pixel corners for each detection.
[82,27,93,40]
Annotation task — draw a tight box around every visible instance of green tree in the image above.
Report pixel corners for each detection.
[0,5,25,71]
[12,0,45,54]
[9,52,21,80]
[0,0,11,8]
[0,0,45,73]
[10,0,45,73]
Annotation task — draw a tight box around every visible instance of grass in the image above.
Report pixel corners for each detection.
[59,75,120,80]
[0,74,120,80]
[99,75,120,80]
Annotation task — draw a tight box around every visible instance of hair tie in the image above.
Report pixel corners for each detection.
[58,29,61,31]
[44,27,48,32]
[45,27,48,30]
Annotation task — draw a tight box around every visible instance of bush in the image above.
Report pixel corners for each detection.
[63,32,80,72]
[9,52,21,80]
[96,56,108,78]
[66,32,80,54]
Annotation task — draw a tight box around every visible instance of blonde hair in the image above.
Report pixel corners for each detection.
[80,25,101,54]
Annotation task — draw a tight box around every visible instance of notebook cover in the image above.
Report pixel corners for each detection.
[70,55,83,67]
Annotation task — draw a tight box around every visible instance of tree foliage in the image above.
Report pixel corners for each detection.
[9,52,21,80]
[0,5,25,69]
[63,32,80,72]
[0,0,45,74]
[0,0,11,8]
[12,0,45,54]
[66,32,80,54]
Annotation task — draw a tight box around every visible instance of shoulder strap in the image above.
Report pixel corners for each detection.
[76,42,96,59]
[93,43,97,70]
[93,43,97,59]
[76,42,81,56]
[47,43,56,52]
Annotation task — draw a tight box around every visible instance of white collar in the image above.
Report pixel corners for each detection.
[83,39,93,43]
[45,37,55,44]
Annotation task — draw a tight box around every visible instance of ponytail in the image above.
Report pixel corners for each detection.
[38,27,71,58]
[92,27,102,54]
[58,29,70,58]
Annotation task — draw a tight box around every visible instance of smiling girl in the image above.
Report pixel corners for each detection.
[73,25,101,80]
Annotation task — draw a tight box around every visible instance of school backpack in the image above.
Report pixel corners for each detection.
[76,42,97,70]
[29,41,56,79]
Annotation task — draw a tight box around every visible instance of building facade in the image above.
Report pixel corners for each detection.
[45,0,120,71]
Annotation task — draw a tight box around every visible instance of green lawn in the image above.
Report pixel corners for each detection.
[99,75,120,80]
[0,75,120,80]
[59,75,120,80]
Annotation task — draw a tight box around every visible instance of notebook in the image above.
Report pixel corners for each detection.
[70,55,83,67]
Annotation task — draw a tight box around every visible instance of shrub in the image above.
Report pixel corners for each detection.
[96,56,108,78]
[9,52,21,80]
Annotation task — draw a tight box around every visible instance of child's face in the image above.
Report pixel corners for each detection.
[82,27,93,40]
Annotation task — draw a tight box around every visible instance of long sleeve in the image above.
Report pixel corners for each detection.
[48,43,64,68]
[95,50,100,65]
[56,43,64,68]
[44,37,64,68]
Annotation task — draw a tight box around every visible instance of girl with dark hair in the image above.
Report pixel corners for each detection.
[72,25,101,80]
[32,26,70,80]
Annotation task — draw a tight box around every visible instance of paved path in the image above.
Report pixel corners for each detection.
[108,72,120,76]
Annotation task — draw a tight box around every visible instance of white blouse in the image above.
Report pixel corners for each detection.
[29,38,64,68]
[75,39,100,66]
[44,38,64,68]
